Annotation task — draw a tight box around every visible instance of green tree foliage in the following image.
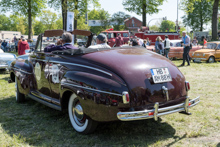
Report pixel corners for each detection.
[33,11,63,35]
[149,25,160,31]
[9,15,27,35]
[111,11,130,30]
[77,16,90,30]
[159,20,175,32]
[0,15,11,31]
[48,0,100,30]
[0,0,46,39]
[122,0,165,26]
[181,0,219,40]
[181,0,212,31]
[88,9,111,35]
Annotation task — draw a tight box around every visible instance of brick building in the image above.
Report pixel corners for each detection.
[124,17,143,32]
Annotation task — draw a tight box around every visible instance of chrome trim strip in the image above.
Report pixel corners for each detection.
[117,96,200,121]
[35,59,48,62]
[192,58,206,60]
[12,67,33,74]
[63,82,122,96]
[50,61,112,76]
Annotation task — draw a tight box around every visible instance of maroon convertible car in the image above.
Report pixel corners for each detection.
[8,30,200,134]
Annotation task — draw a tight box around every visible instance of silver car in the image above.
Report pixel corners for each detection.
[0,49,16,69]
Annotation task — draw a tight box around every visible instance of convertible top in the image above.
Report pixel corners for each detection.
[51,46,141,56]
[44,29,92,37]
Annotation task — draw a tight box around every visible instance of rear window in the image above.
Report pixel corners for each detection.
[207,43,217,49]
[123,33,129,37]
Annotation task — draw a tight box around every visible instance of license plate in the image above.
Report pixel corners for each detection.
[194,59,201,62]
[150,67,172,83]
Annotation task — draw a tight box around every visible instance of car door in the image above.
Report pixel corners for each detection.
[29,34,51,97]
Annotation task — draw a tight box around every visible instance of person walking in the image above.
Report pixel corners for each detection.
[18,36,24,49]
[180,31,191,66]
[203,38,207,46]
[155,36,161,54]
[18,38,30,55]
[1,40,7,52]
[115,33,124,47]
[15,38,18,52]
[158,38,164,55]
[164,35,170,58]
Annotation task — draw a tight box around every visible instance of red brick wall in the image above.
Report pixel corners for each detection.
[125,17,142,28]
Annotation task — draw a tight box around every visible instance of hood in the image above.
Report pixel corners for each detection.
[82,47,187,107]
[195,49,215,53]
[0,53,16,60]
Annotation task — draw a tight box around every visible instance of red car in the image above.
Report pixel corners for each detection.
[9,30,200,134]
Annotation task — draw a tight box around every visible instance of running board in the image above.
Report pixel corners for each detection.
[28,93,62,111]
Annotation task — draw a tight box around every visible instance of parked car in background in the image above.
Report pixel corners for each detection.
[192,42,220,63]
[9,29,200,134]
[0,50,16,69]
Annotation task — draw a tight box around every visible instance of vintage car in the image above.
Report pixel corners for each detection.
[192,42,220,63]
[0,50,16,69]
[8,29,200,134]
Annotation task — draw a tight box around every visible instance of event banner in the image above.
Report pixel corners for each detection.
[67,12,74,45]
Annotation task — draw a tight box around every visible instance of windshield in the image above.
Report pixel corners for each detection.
[206,43,217,49]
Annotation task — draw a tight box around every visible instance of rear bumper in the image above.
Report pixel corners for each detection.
[117,96,200,121]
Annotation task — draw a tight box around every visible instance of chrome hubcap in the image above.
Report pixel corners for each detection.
[74,104,84,121]
[209,57,214,63]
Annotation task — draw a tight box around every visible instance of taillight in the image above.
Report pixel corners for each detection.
[185,81,190,91]
[122,91,130,104]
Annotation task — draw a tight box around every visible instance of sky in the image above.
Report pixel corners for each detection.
[94,0,185,26]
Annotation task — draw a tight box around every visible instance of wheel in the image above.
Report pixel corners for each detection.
[208,56,215,63]
[68,94,98,134]
[15,77,25,103]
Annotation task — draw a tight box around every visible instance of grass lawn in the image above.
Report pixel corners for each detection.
[0,60,220,147]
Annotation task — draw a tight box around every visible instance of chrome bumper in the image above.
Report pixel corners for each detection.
[117,96,200,121]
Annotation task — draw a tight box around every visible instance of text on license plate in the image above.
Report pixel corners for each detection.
[150,67,172,83]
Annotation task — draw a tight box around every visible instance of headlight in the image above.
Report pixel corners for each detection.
[203,53,205,57]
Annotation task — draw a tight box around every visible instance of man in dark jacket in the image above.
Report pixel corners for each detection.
[44,32,78,52]
[18,38,30,55]
[1,40,7,52]
[115,33,124,47]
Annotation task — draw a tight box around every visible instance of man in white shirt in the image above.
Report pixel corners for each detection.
[164,35,170,58]
[88,33,111,49]
[138,38,143,46]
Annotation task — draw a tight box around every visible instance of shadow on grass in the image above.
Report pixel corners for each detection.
[0,96,186,146]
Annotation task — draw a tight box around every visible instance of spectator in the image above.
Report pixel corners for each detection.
[115,33,124,47]
[44,32,78,52]
[18,36,24,49]
[180,31,191,66]
[15,38,18,52]
[203,38,207,46]
[164,35,170,58]
[155,36,161,54]
[158,38,164,55]
[192,37,198,46]
[142,40,147,48]
[88,33,111,49]
[138,37,143,46]
[18,38,30,55]
[132,36,139,46]
[1,40,7,52]
[146,38,151,46]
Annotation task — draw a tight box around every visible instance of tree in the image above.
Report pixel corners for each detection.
[149,25,160,31]
[181,0,212,31]
[181,0,219,40]
[0,0,46,39]
[48,0,100,31]
[88,9,111,35]
[9,15,27,35]
[159,20,175,32]
[0,15,11,31]
[122,0,165,26]
[111,11,130,30]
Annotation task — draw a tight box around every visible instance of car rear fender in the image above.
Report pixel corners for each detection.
[60,70,130,122]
